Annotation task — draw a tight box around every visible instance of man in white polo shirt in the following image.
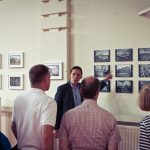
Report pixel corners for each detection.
[11,64,57,150]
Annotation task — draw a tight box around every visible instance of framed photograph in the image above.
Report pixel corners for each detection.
[100,80,111,92]
[139,64,150,77]
[45,62,63,80]
[8,74,24,90]
[139,80,150,92]
[94,65,110,77]
[116,80,133,93]
[8,52,24,68]
[94,50,110,62]
[0,54,2,69]
[115,48,133,61]
[0,75,2,89]
[115,64,133,77]
[138,48,150,61]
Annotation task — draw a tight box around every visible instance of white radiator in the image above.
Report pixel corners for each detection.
[118,125,139,150]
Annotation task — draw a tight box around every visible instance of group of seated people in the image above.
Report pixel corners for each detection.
[0,64,150,150]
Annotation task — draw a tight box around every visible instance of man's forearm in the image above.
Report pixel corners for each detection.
[42,136,54,150]
[42,125,54,150]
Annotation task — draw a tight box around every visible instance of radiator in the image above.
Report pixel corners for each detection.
[118,125,139,150]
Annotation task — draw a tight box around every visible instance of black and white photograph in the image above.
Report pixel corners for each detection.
[94,65,110,77]
[138,48,150,61]
[94,50,110,62]
[115,49,133,62]
[44,62,63,80]
[139,64,150,77]
[100,80,111,92]
[139,80,150,92]
[116,80,133,93]
[8,74,24,90]
[8,52,24,68]
[115,64,133,77]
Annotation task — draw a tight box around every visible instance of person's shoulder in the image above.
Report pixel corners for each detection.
[59,82,70,87]
[99,107,116,121]
[45,95,56,103]
[57,82,71,90]
[64,105,81,118]
[42,96,57,108]
[16,88,33,96]
[141,115,150,123]
[63,106,76,115]
[14,90,28,101]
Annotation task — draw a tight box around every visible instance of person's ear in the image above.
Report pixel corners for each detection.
[42,77,47,84]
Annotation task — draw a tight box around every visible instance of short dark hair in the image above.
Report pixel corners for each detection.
[29,64,49,85]
[139,84,150,111]
[80,76,100,99]
[70,66,83,75]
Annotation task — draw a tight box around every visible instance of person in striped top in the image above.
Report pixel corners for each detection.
[139,84,150,150]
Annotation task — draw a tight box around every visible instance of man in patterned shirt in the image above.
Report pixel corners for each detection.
[59,76,121,150]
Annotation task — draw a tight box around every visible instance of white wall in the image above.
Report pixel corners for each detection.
[70,0,150,121]
[0,0,68,106]
[0,0,150,122]
[0,0,41,106]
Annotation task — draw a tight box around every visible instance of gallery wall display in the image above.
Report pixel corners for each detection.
[115,48,133,62]
[116,80,133,93]
[94,50,110,62]
[139,64,150,77]
[8,74,24,90]
[139,80,150,92]
[100,80,111,92]
[138,48,150,61]
[94,65,110,77]
[115,64,133,77]
[93,48,150,94]
[2,47,150,93]
[8,52,24,68]
[44,62,63,80]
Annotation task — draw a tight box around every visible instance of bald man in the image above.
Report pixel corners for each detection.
[59,76,121,150]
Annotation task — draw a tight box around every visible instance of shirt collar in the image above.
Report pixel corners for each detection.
[29,88,45,93]
[82,99,97,105]
[70,82,79,88]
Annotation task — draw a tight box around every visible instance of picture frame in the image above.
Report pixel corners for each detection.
[115,48,133,62]
[94,65,110,77]
[139,80,150,92]
[100,80,111,92]
[8,52,24,68]
[138,48,150,61]
[94,50,110,62]
[8,74,24,90]
[45,62,63,80]
[116,80,133,93]
[139,64,150,77]
[115,64,133,77]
